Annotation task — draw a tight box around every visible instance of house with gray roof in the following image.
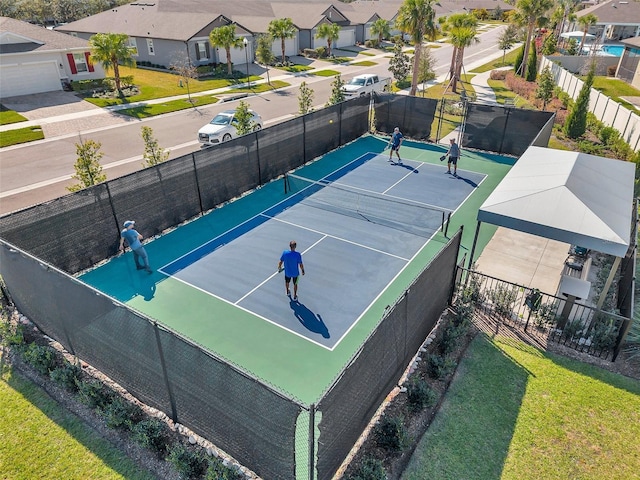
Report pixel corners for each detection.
[571,0,640,41]
[55,0,513,70]
[0,16,105,98]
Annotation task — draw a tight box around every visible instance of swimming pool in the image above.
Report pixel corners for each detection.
[601,45,624,56]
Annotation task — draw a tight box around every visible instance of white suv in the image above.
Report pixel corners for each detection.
[198,109,263,146]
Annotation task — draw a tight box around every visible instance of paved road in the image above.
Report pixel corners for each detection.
[0,25,507,215]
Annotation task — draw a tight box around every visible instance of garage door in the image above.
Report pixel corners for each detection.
[225,44,249,68]
[0,61,61,98]
[270,37,298,59]
[336,29,355,48]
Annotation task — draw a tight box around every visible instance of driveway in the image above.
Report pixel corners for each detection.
[1,90,102,120]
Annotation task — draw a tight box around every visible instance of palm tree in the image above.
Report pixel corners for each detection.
[89,33,136,91]
[578,13,598,55]
[268,18,297,64]
[209,24,243,75]
[315,22,341,57]
[395,0,436,96]
[514,0,554,78]
[440,13,478,93]
[370,18,391,46]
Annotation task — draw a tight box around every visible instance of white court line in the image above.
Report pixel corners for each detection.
[264,214,411,262]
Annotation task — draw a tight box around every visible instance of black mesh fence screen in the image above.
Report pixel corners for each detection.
[304,105,342,162]
[464,104,555,156]
[339,96,371,145]
[108,160,201,239]
[0,241,301,479]
[0,184,116,273]
[316,229,462,480]
[531,112,555,148]
[193,136,261,211]
[374,94,437,140]
[257,118,306,182]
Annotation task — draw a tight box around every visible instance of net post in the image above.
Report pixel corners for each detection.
[444,212,452,237]
[284,174,288,194]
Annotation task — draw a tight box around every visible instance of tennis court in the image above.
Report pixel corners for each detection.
[80,135,510,403]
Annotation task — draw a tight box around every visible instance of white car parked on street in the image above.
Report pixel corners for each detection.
[198,109,263,146]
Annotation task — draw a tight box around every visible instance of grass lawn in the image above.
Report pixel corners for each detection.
[116,95,219,118]
[312,69,341,77]
[0,368,155,480]
[402,334,640,480]
[80,66,262,107]
[0,105,28,125]
[350,61,377,67]
[277,64,313,73]
[470,47,522,74]
[0,126,44,147]
[591,77,640,114]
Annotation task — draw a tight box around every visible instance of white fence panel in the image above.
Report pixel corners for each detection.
[540,56,640,151]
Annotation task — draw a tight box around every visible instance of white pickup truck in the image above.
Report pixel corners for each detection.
[342,74,391,98]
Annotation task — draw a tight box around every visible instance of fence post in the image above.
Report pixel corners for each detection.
[308,404,315,480]
[153,322,178,423]
[191,152,205,215]
[612,317,632,362]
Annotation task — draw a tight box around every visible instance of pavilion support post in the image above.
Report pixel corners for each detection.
[467,221,481,271]
[596,256,621,311]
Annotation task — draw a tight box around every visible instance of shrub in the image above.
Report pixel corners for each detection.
[21,343,56,375]
[561,319,583,341]
[206,457,242,480]
[374,415,409,452]
[132,418,170,454]
[99,395,144,430]
[0,316,24,347]
[345,457,387,480]
[598,126,620,146]
[532,301,559,329]
[490,69,508,81]
[488,284,518,318]
[426,354,456,380]
[607,65,617,77]
[76,378,113,409]
[406,377,437,412]
[591,319,619,352]
[167,443,208,480]
[315,46,328,58]
[438,322,465,355]
[303,48,319,59]
[364,39,380,48]
[49,360,81,392]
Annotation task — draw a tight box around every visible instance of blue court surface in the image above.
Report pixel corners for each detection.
[157,153,486,349]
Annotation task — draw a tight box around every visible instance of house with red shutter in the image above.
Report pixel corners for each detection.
[0,16,105,98]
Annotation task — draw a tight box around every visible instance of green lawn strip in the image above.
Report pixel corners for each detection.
[470,47,522,73]
[311,69,341,77]
[350,61,377,67]
[402,335,640,480]
[277,64,313,73]
[216,79,290,93]
[0,105,28,125]
[358,51,376,56]
[0,369,155,480]
[0,126,44,147]
[321,56,352,64]
[116,96,219,118]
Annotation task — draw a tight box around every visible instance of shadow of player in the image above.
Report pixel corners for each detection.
[289,298,330,338]
[453,173,478,188]
[392,161,419,173]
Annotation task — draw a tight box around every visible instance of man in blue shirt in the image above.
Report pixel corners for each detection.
[388,126,403,164]
[277,240,305,301]
[446,138,460,175]
[119,220,152,273]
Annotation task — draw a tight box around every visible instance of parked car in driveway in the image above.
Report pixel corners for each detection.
[198,109,263,146]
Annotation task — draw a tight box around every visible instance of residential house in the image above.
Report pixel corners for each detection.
[616,36,640,88]
[55,0,514,70]
[571,0,640,42]
[0,16,104,98]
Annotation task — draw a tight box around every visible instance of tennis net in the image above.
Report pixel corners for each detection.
[284,173,452,237]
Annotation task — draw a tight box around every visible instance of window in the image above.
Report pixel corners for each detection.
[73,53,88,73]
[128,37,138,56]
[196,41,209,61]
[146,38,155,56]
